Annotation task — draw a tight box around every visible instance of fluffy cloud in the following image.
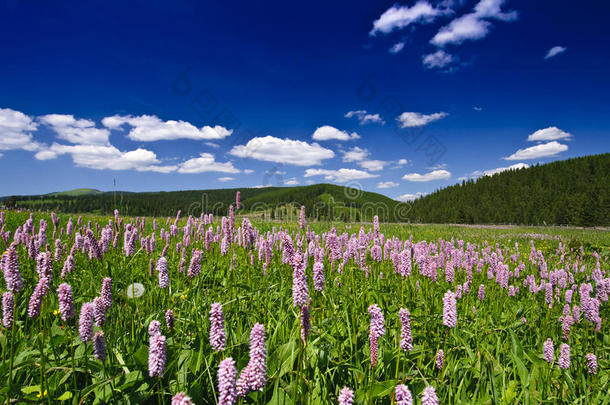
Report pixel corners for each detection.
[102,114,232,142]
[312,125,360,141]
[397,158,408,165]
[229,135,335,166]
[377,181,399,189]
[0,108,41,151]
[422,50,456,69]
[396,192,428,201]
[342,146,369,162]
[218,177,235,182]
[304,168,379,183]
[359,159,387,171]
[284,178,300,185]
[389,42,405,54]
[397,111,448,127]
[430,0,517,47]
[545,46,566,59]
[527,126,572,142]
[34,143,175,173]
[370,1,451,35]
[402,169,451,181]
[344,110,385,125]
[177,153,240,174]
[504,141,568,160]
[40,114,110,145]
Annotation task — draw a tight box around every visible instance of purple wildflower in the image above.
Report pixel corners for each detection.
[61,255,74,278]
[368,304,385,367]
[543,338,554,364]
[292,255,309,308]
[299,205,306,229]
[57,283,75,321]
[2,292,14,328]
[421,386,439,405]
[300,299,311,344]
[100,277,112,309]
[171,392,195,405]
[443,290,457,328]
[3,247,23,292]
[148,333,167,377]
[478,284,485,301]
[156,257,170,289]
[398,308,413,352]
[218,357,237,405]
[586,353,597,375]
[395,384,413,405]
[236,323,267,396]
[436,349,444,370]
[28,277,50,319]
[338,387,354,405]
[165,309,174,330]
[558,343,570,369]
[93,296,106,326]
[313,261,325,292]
[236,191,241,210]
[209,302,226,351]
[93,330,106,361]
[78,302,94,342]
[148,320,162,336]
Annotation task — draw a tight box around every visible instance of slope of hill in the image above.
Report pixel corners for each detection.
[408,153,610,226]
[1,184,402,222]
[47,188,103,197]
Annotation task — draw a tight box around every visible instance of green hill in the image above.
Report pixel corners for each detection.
[408,153,610,226]
[47,188,103,197]
[1,184,403,222]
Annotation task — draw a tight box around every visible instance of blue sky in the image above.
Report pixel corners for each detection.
[1,0,609,200]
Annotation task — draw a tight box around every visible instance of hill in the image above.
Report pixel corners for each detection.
[1,184,403,222]
[408,153,610,226]
[47,188,103,197]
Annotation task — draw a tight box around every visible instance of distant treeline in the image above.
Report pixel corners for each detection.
[408,153,610,226]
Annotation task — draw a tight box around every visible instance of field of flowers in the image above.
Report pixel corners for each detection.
[0,199,609,404]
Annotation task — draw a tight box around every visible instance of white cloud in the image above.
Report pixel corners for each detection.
[359,159,387,172]
[545,46,566,59]
[0,108,41,151]
[284,178,300,185]
[397,111,448,127]
[102,114,232,142]
[473,106,483,111]
[483,162,529,176]
[342,146,369,162]
[205,142,220,148]
[177,153,240,174]
[429,163,448,170]
[504,141,568,160]
[422,50,456,69]
[34,143,176,173]
[344,110,385,125]
[527,126,572,142]
[430,0,517,47]
[312,125,360,141]
[304,168,379,183]
[218,177,235,182]
[370,1,451,35]
[229,135,335,166]
[403,169,451,181]
[244,169,254,174]
[377,181,399,189]
[40,114,110,145]
[397,158,408,165]
[389,42,405,54]
[396,192,428,201]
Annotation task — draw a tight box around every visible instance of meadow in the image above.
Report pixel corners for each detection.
[0,204,608,404]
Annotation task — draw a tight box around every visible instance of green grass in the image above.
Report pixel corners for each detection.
[0,210,608,404]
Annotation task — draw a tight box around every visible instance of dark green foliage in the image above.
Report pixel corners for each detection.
[409,153,610,226]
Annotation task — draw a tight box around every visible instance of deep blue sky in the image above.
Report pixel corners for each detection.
[1,0,609,200]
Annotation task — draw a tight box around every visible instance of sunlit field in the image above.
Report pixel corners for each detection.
[0,206,608,404]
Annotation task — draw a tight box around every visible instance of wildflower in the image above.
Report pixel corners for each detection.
[209,303,226,351]
[148,333,167,377]
[478,284,485,301]
[126,283,145,298]
[57,283,75,321]
[93,297,106,326]
[558,343,570,369]
[585,353,597,375]
[443,290,457,328]
[421,386,439,405]
[543,338,554,364]
[236,323,266,396]
[3,246,23,292]
[436,349,444,370]
[398,308,413,352]
[148,320,162,336]
[300,299,311,344]
[395,384,413,405]
[368,304,385,367]
[100,277,112,308]
[338,387,354,405]
[171,392,195,405]
[165,309,174,330]
[2,292,14,328]
[156,257,170,289]
[28,277,50,319]
[78,302,94,342]
[218,358,237,405]
[93,330,106,361]
[313,261,325,292]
